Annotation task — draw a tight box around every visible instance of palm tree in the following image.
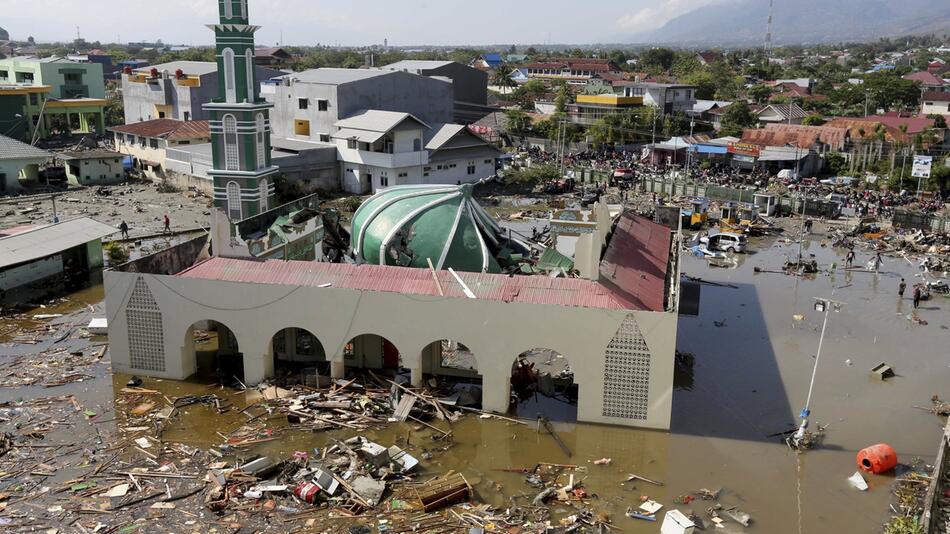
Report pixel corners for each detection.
[492,64,517,94]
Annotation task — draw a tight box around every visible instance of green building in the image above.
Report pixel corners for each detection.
[205,0,277,221]
[0,56,107,141]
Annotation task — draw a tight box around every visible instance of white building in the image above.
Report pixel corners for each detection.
[617,82,697,116]
[333,110,500,194]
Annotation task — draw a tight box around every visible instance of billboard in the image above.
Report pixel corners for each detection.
[727,142,761,158]
[911,155,933,179]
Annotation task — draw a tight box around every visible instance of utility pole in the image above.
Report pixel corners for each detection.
[797,192,807,265]
[793,297,844,447]
[765,0,774,59]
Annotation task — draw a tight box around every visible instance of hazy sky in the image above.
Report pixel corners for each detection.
[0,0,735,46]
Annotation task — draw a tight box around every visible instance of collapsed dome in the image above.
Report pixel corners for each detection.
[351,184,506,273]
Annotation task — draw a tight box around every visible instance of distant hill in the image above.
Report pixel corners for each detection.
[630,0,950,46]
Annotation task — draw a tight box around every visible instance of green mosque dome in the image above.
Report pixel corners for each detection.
[351,184,506,274]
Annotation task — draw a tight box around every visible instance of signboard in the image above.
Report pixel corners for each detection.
[727,142,761,158]
[911,156,933,179]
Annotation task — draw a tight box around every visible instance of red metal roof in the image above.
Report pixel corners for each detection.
[597,212,672,313]
[108,119,210,141]
[178,256,646,311]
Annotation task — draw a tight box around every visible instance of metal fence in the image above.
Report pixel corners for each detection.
[893,210,950,234]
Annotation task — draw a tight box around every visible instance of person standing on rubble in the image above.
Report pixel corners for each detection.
[119,220,129,240]
[899,278,907,298]
[163,214,171,235]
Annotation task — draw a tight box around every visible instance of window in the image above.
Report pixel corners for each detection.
[413,138,421,151]
[259,178,268,211]
[223,114,239,170]
[319,134,330,143]
[423,166,431,171]
[347,139,358,149]
[224,0,233,18]
[294,119,310,136]
[158,111,166,119]
[149,138,158,149]
[138,136,146,146]
[398,172,408,178]
[226,181,242,219]
[223,48,236,102]
[183,111,190,121]
[29,93,38,105]
[298,98,308,110]
[255,113,266,169]
[239,0,247,18]
[0,70,7,79]
[484,159,492,164]
[317,99,328,111]
[245,49,254,102]
[127,134,135,144]
[380,175,389,187]
[64,72,82,83]
[467,165,476,175]
[448,163,457,168]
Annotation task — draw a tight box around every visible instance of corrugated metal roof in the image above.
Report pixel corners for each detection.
[177,257,639,311]
[335,110,429,133]
[0,217,116,270]
[598,211,672,312]
[0,134,51,161]
[108,119,210,141]
[332,128,386,144]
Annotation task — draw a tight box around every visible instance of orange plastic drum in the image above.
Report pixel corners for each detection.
[856,444,897,474]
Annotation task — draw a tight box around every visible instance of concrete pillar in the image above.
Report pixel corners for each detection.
[240,336,273,386]
[330,360,345,379]
[481,369,511,414]
[410,366,424,387]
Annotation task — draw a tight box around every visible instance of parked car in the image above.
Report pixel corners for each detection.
[700,231,748,253]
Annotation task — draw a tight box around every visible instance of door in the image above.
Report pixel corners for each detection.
[383,340,400,369]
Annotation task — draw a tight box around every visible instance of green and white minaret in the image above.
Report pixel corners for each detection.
[205,0,277,221]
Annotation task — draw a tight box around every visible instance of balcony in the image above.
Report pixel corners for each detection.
[338,146,428,168]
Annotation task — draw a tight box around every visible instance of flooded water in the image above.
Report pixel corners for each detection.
[1,221,946,533]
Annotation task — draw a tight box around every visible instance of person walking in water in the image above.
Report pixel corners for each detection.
[913,285,922,309]
[119,220,129,240]
[845,249,855,268]
[163,214,171,235]
[899,278,907,298]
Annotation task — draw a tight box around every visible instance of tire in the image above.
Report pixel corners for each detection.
[726,246,736,253]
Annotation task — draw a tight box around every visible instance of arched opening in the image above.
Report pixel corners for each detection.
[246,49,255,103]
[223,114,239,170]
[226,181,242,220]
[510,348,577,422]
[342,334,404,380]
[271,327,327,385]
[258,178,269,211]
[222,48,236,103]
[420,340,482,407]
[224,0,233,19]
[255,113,266,169]
[186,320,243,385]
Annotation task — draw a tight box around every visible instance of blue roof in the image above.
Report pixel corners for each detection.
[482,53,503,67]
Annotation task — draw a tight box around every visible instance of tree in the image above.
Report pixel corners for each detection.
[801,114,826,126]
[927,114,948,129]
[492,64,517,92]
[504,109,530,136]
[747,84,772,104]
[511,79,546,110]
[682,70,716,100]
[640,48,675,72]
[718,101,757,137]
[553,82,572,113]
[104,97,124,127]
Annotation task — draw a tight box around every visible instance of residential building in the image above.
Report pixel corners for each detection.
[689,100,732,130]
[0,57,107,137]
[66,53,116,81]
[742,123,850,152]
[333,110,500,193]
[254,47,292,67]
[108,118,211,180]
[754,103,807,125]
[121,61,281,123]
[617,82,697,116]
[567,94,644,125]
[1,217,115,303]
[0,134,50,192]
[203,0,279,221]
[472,53,503,70]
[696,51,721,66]
[265,68,454,144]
[58,150,125,185]
[922,91,950,115]
[0,84,49,142]
[522,58,622,85]
[904,71,946,92]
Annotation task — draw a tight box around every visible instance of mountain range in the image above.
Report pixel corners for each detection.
[629,0,950,46]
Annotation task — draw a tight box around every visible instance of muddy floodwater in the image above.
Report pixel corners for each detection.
[1,222,947,533]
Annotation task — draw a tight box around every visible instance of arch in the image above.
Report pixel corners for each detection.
[258,178,269,211]
[342,333,403,376]
[223,114,238,170]
[271,327,328,383]
[238,0,247,18]
[226,180,242,220]
[509,347,577,422]
[224,0,233,19]
[184,319,243,384]
[222,48,236,103]
[245,49,255,103]
[255,113,266,169]
[420,339,482,406]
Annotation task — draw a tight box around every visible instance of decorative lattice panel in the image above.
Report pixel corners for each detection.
[126,278,165,372]
[602,314,651,420]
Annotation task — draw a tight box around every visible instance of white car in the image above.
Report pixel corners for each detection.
[700,232,748,253]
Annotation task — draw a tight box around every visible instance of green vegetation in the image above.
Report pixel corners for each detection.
[105,242,129,265]
[718,102,757,137]
[504,165,559,185]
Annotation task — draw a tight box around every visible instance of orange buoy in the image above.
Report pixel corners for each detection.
[856,444,897,474]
